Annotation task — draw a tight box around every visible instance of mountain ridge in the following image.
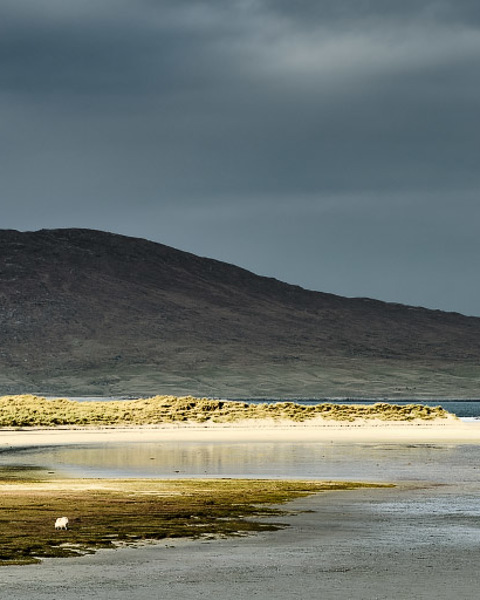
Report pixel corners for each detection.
[1,228,479,397]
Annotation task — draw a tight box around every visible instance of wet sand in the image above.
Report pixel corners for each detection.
[2,485,479,600]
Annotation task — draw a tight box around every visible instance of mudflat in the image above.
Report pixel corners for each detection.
[2,484,479,600]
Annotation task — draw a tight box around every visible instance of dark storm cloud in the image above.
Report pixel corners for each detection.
[1,1,480,314]
[263,0,480,24]
[0,4,222,96]
[2,0,479,195]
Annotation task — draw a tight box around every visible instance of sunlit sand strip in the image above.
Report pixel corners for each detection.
[1,417,479,447]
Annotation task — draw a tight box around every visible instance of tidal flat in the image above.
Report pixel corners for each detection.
[0,473,383,565]
[2,479,479,600]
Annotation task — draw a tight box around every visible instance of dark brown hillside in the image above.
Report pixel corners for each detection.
[1,228,479,397]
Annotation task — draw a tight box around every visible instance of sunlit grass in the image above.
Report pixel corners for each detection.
[0,475,390,565]
[0,395,451,427]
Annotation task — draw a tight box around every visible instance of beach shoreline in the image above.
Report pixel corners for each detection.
[1,417,479,448]
[2,419,480,598]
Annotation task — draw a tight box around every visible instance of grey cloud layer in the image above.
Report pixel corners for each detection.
[1,1,479,313]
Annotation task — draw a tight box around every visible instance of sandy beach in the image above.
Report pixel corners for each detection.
[1,417,479,449]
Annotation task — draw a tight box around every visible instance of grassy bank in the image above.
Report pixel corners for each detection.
[0,395,450,427]
[0,472,387,565]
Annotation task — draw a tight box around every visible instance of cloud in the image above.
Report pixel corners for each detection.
[0,1,479,313]
[2,1,476,97]
[2,0,479,197]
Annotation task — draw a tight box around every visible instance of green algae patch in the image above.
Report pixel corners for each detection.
[0,395,452,427]
[0,477,388,565]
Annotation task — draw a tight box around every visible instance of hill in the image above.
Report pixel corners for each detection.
[1,228,479,398]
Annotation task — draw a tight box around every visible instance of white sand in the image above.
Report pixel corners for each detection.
[1,417,479,448]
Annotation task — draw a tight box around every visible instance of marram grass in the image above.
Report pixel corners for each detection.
[0,475,389,565]
[0,395,451,427]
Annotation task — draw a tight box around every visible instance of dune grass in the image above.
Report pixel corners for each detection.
[0,395,450,428]
[0,473,388,565]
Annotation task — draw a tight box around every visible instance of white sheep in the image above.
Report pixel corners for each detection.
[55,517,69,530]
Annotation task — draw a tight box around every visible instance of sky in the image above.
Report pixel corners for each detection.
[1,0,479,316]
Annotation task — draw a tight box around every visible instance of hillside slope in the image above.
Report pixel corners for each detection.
[1,228,479,397]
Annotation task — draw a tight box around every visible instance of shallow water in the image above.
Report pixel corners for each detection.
[2,441,480,487]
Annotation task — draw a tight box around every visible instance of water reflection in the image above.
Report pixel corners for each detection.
[2,442,479,484]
